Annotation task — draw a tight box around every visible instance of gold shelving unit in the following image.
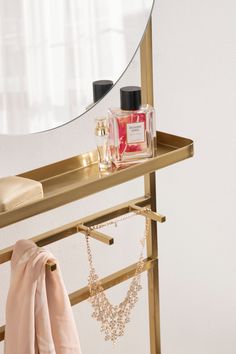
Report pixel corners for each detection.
[0,19,193,354]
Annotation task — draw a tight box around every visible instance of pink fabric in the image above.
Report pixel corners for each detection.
[4,240,82,354]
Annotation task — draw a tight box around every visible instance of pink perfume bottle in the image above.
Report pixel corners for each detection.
[108,86,155,165]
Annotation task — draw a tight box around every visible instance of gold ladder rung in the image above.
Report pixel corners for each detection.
[0,257,157,342]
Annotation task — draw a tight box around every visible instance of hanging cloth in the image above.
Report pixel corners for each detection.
[4,239,82,354]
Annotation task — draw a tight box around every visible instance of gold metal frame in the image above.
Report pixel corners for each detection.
[0,200,164,342]
[0,18,194,353]
[141,19,161,354]
[0,257,157,342]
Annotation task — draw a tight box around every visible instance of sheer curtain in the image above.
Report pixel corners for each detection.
[0,0,152,134]
[0,0,90,133]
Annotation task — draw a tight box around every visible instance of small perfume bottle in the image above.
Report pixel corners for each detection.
[95,117,112,171]
[108,86,155,165]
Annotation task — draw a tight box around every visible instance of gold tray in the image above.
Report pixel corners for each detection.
[0,131,193,228]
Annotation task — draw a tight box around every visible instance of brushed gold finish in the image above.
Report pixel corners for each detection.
[70,257,156,306]
[130,204,166,223]
[141,19,161,354]
[141,20,154,106]
[0,196,151,266]
[0,258,157,342]
[77,224,114,245]
[0,131,193,229]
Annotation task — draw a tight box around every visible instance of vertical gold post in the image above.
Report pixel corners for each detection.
[140,19,161,354]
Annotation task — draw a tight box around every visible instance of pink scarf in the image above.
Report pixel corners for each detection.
[4,240,82,354]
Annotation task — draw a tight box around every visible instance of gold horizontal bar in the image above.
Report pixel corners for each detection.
[0,257,157,341]
[70,257,157,306]
[78,224,113,245]
[130,204,166,223]
[0,245,57,272]
[0,196,150,267]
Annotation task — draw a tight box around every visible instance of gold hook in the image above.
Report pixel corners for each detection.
[129,204,166,223]
[46,260,57,272]
[76,223,114,245]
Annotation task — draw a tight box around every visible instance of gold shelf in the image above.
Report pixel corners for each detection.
[0,131,193,228]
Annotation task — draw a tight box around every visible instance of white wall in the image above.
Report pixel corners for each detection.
[153,0,236,353]
[1,0,236,353]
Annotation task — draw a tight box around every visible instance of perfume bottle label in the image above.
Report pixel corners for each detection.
[126,122,145,144]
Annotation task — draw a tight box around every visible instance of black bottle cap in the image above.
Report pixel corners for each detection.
[93,80,113,103]
[120,86,141,111]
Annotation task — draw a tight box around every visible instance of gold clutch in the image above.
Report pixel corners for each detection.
[0,176,43,212]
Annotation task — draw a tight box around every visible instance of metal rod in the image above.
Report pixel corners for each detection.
[130,204,166,223]
[77,224,113,245]
[0,257,157,342]
[141,17,162,354]
[0,245,57,271]
[70,257,156,306]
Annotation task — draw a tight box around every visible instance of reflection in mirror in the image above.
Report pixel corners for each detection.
[0,0,154,135]
[86,80,114,110]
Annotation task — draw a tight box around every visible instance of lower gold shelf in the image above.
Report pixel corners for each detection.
[0,131,193,228]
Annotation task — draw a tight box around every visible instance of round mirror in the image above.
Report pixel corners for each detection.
[0,0,154,135]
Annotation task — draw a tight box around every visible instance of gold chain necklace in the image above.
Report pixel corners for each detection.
[85,210,150,343]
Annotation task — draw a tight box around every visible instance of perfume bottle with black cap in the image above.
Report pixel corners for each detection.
[108,86,155,165]
[87,80,113,110]
[93,80,113,103]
